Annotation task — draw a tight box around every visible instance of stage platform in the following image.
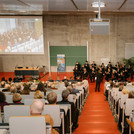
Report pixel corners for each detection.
[0,72,74,82]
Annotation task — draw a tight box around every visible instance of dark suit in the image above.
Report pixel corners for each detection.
[95,72,102,92]
[57,99,79,128]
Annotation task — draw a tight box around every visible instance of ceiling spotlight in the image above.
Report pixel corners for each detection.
[92,2,105,7]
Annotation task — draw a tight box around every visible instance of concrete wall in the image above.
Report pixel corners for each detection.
[0,14,134,72]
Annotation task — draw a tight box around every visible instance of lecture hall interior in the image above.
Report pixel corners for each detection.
[0,0,134,134]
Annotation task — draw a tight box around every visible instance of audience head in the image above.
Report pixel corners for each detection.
[16,84,21,91]
[12,93,22,103]
[64,80,69,87]
[37,82,46,92]
[21,85,30,95]
[10,85,17,94]
[66,86,73,93]
[34,90,44,99]
[47,92,57,104]
[0,91,6,102]
[0,81,5,88]
[62,90,70,100]
[8,77,12,82]
[122,88,129,95]
[51,84,56,89]
[77,82,82,86]
[109,80,113,87]
[1,77,5,81]
[30,100,44,115]
[5,84,10,91]
[119,85,124,91]
[128,91,134,98]
[30,84,37,91]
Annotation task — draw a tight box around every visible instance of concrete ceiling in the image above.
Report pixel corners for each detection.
[0,0,133,15]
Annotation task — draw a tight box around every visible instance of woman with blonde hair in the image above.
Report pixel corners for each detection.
[12,93,22,104]
[34,90,44,99]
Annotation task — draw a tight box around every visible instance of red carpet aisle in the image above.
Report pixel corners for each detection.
[73,81,121,134]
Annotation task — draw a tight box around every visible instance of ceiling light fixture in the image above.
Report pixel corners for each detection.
[92,2,105,8]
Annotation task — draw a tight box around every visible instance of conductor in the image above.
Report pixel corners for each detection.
[95,70,102,92]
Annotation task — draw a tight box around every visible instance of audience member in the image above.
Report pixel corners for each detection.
[21,85,30,95]
[30,84,37,91]
[0,91,9,111]
[10,85,17,94]
[12,93,23,104]
[47,92,57,104]
[0,81,5,88]
[34,90,44,99]
[16,84,22,94]
[128,91,134,98]
[57,90,79,131]
[37,82,46,95]
[2,84,10,92]
[30,100,59,134]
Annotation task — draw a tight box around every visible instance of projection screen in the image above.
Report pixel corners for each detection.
[0,16,44,54]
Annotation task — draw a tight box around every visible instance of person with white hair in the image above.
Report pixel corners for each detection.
[30,100,59,134]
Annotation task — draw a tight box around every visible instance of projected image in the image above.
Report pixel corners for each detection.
[0,16,44,54]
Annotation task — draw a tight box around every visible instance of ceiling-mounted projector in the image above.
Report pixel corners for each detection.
[90,18,110,35]
[89,0,110,35]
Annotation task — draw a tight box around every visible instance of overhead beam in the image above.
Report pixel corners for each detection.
[118,0,128,10]
[16,0,30,7]
[70,0,79,10]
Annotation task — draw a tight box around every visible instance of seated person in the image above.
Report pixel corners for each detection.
[51,84,58,90]
[2,84,10,92]
[16,84,22,94]
[69,76,74,82]
[10,85,17,95]
[12,93,23,105]
[128,91,134,98]
[34,90,44,99]
[118,85,124,91]
[21,85,30,95]
[67,85,79,95]
[30,100,59,134]
[57,90,79,131]
[47,92,57,105]
[8,77,12,83]
[47,92,69,133]
[36,82,46,96]
[104,80,113,101]
[0,81,6,88]
[121,91,134,134]
[122,88,129,95]
[30,84,37,92]
[0,91,9,111]
[64,80,69,88]
[71,84,80,94]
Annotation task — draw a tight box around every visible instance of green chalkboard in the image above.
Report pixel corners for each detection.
[50,46,87,66]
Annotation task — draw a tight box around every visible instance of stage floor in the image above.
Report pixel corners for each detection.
[0,72,74,82]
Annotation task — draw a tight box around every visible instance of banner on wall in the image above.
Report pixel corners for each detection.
[57,54,65,72]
